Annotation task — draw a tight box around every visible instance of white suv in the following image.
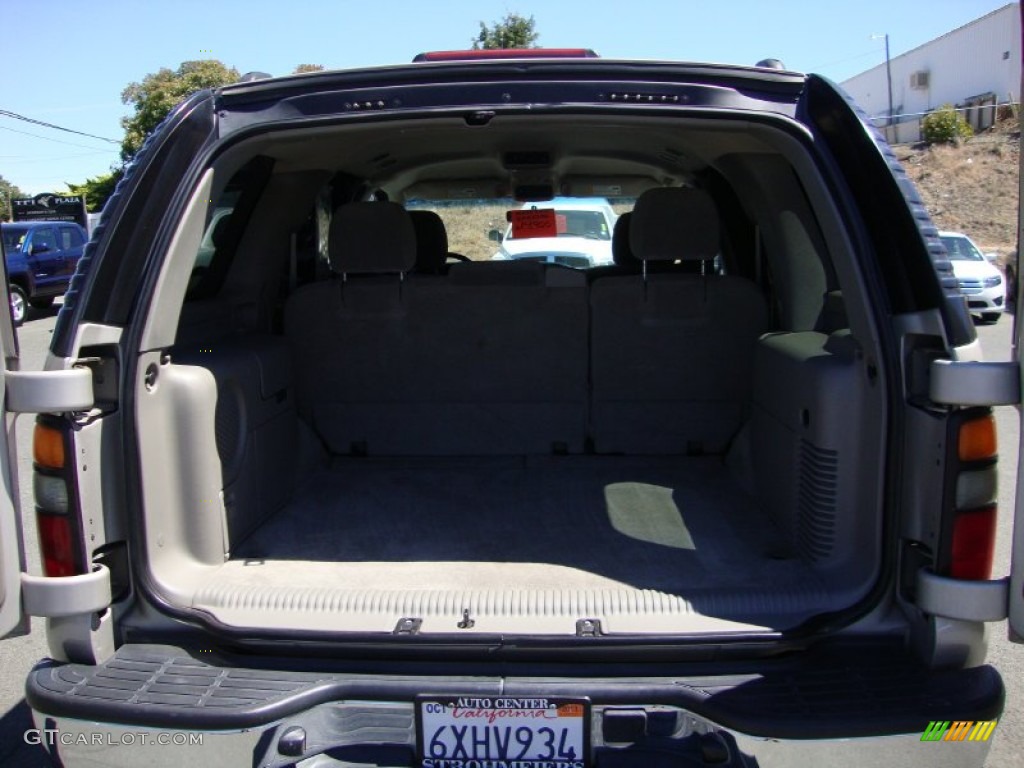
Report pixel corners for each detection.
[491,197,617,268]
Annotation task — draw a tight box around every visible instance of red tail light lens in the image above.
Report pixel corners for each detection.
[37,512,78,577]
[949,505,997,580]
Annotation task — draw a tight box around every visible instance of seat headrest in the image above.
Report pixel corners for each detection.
[629,187,719,262]
[611,212,638,267]
[408,210,449,274]
[329,202,416,274]
[210,213,233,249]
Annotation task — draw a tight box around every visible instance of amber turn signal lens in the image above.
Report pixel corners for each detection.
[33,423,65,469]
[958,414,997,462]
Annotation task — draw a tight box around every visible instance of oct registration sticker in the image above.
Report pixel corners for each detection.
[417,696,589,767]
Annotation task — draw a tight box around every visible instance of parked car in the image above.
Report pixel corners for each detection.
[0,50,1020,767]
[940,230,1006,323]
[490,197,617,268]
[1,220,88,325]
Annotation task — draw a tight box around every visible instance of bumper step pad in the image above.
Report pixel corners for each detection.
[27,642,1004,739]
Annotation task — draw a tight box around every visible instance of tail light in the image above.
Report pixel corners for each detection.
[949,505,997,579]
[942,411,998,580]
[33,418,86,577]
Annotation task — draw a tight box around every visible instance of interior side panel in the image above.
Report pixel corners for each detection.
[173,335,298,548]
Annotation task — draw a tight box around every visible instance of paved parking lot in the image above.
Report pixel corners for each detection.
[0,304,1021,766]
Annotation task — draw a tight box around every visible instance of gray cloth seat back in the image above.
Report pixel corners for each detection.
[284,202,416,454]
[402,261,589,455]
[286,207,589,455]
[589,187,769,454]
[408,210,450,274]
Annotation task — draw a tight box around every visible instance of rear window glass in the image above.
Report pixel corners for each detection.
[403,197,633,269]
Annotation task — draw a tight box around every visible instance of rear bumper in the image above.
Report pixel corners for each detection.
[30,711,999,768]
[26,643,1004,767]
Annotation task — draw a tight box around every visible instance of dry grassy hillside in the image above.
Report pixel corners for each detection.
[442,204,509,260]
[895,117,1019,259]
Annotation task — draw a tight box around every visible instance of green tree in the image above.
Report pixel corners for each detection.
[921,104,974,145]
[120,59,240,162]
[66,170,123,213]
[293,64,325,74]
[0,174,27,222]
[472,13,539,50]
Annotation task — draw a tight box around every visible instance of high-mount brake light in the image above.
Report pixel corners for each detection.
[32,419,86,577]
[413,48,599,62]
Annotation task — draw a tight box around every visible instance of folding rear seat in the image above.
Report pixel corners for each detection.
[408,209,450,275]
[284,201,416,455]
[589,187,769,454]
[409,260,589,455]
[587,212,637,282]
[285,202,589,457]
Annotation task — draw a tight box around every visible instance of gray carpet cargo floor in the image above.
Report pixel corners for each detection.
[234,456,832,622]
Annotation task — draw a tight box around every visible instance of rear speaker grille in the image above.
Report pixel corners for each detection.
[797,440,838,561]
[215,378,245,482]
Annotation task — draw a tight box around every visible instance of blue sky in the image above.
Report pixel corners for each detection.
[0,0,1014,194]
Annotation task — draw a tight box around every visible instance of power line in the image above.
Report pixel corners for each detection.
[0,124,120,152]
[2,151,115,164]
[809,48,883,74]
[0,108,120,144]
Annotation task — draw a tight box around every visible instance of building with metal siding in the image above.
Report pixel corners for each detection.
[841,3,1021,143]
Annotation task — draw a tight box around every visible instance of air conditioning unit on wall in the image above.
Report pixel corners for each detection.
[910,71,930,90]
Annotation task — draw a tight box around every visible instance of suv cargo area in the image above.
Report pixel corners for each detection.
[125,104,888,640]
[13,55,1019,768]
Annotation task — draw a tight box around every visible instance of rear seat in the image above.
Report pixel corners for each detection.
[589,187,769,454]
[285,202,588,456]
[408,210,449,275]
[410,261,588,454]
[286,191,767,458]
[284,201,415,455]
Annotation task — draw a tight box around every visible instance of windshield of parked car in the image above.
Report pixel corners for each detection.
[940,235,985,261]
[505,209,611,241]
[402,196,632,270]
[1,226,29,253]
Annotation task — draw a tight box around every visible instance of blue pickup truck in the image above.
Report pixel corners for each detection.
[1,220,87,325]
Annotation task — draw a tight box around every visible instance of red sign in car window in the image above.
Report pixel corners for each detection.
[510,209,557,239]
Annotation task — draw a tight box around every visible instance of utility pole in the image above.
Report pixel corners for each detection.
[871,33,895,140]
[883,33,894,131]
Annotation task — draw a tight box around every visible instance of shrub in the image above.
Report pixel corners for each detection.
[922,104,974,145]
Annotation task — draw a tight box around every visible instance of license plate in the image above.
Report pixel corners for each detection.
[417,696,589,767]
